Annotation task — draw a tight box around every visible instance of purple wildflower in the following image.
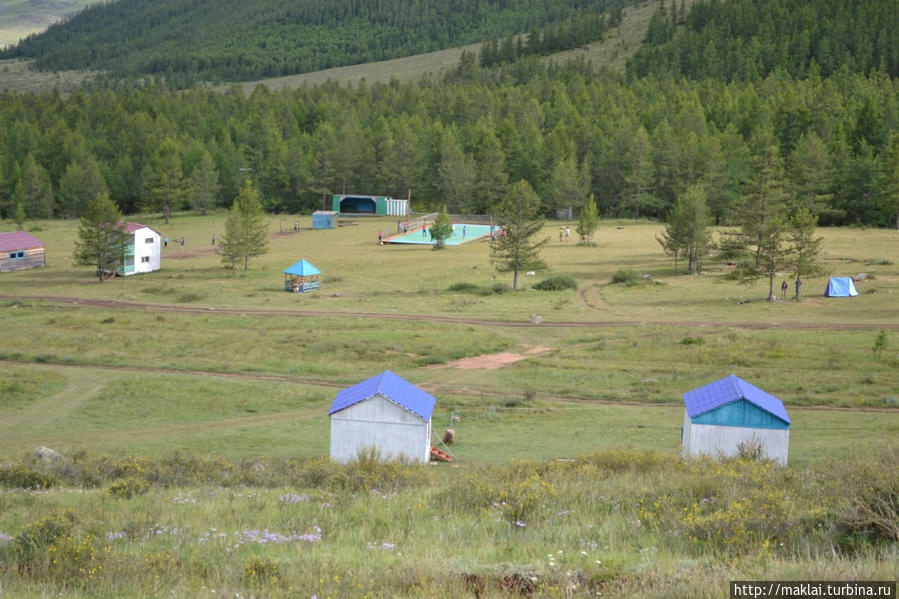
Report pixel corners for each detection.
[515,520,526,527]
[280,493,311,504]
[107,531,127,541]
[0,533,13,546]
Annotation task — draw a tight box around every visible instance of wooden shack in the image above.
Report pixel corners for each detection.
[0,231,46,272]
[329,370,436,464]
[682,374,790,465]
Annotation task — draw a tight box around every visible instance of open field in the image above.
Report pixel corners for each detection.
[0,212,897,596]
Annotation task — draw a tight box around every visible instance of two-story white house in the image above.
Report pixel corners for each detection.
[117,222,161,276]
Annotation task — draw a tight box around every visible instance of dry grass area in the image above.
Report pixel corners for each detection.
[232,0,678,93]
[1,0,681,94]
[0,0,98,48]
[0,58,95,92]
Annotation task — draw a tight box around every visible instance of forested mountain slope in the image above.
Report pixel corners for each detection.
[1,0,898,229]
[628,0,899,81]
[0,0,637,85]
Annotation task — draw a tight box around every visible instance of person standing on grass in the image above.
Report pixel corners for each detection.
[212,234,216,246]
[565,226,570,240]
[781,280,787,300]
[378,231,383,244]
[795,277,802,300]
[164,237,168,248]
[180,237,184,247]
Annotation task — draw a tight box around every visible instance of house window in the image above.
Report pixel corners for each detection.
[141,256,150,263]
[145,237,154,244]
[9,251,25,260]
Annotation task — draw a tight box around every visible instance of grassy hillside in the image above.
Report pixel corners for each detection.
[235,0,664,92]
[0,0,97,48]
[1,0,641,85]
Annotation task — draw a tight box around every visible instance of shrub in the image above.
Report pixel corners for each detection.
[680,336,704,345]
[478,282,510,295]
[0,466,54,490]
[865,257,893,265]
[449,282,479,293]
[107,476,149,499]
[12,512,74,559]
[533,274,577,291]
[830,450,899,550]
[610,269,640,286]
[242,554,282,588]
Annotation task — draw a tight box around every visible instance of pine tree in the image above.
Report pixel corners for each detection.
[734,146,791,301]
[576,194,599,245]
[219,179,269,274]
[73,193,126,283]
[657,183,710,275]
[59,155,108,218]
[191,151,220,215]
[491,180,548,290]
[144,138,186,225]
[429,205,453,249]
[787,206,824,299]
[13,154,53,220]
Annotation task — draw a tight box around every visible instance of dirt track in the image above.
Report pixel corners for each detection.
[2,294,898,330]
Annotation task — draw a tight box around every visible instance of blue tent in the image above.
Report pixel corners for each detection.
[824,277,858,297]
[283,259,321,292]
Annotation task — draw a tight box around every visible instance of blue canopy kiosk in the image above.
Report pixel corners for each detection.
[283,259,321,293]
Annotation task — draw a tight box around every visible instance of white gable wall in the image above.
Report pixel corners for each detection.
[129,227,161,275]
[330,394,431,463]
[682,412,789,465]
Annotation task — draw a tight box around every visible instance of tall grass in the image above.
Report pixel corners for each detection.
[0,446,895,597]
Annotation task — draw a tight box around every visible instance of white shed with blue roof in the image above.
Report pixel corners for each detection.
[682,374,790,465]
[329,370,436,464]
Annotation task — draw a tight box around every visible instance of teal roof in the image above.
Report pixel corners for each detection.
[684,375,790,426]
[283,260,321,276]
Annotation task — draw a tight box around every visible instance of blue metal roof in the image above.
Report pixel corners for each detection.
[283,259,321,276]
[328,370,436,420]
[683,374,790,425]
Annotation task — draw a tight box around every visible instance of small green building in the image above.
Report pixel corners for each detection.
[331,195,409,216]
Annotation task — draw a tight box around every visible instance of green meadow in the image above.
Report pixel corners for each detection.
[0,213,897,597]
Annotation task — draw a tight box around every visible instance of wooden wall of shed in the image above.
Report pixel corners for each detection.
[0,247,45,272]
[682,412,790,465]
[329,394,430,463]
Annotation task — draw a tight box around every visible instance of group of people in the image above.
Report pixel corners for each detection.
[163,236,185,248]
[780,278,802,300]
[559,226,570,241]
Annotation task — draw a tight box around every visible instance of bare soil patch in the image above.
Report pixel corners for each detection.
[428,346,552,370]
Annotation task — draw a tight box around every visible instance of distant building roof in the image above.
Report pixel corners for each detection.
[0,231,45,253]
[283,259,321,276]
[683,374,790,424]
[117,221,159,235]
[329,370,436,421]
